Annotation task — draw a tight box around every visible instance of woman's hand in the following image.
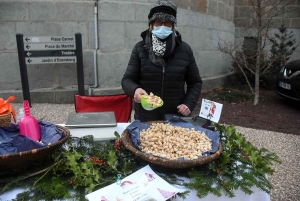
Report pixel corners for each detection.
[134,88,148,103]
[177,104,191,116]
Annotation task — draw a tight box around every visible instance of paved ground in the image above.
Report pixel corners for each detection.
[11,103,300,201]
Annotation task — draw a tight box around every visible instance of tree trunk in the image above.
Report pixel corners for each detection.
[254,33,261,105]
[254,55,260,105]
[254,0,262,105]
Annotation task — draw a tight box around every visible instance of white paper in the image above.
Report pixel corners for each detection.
[199,99,223,123]
[85,165,184,201]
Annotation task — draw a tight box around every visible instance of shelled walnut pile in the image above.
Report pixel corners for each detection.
[139,123,212,160]
[143,93,163,107]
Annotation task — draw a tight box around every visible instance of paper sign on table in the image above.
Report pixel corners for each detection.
[85,165,184,201]
[199,99,223,123]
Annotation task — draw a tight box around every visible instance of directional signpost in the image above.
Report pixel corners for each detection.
[16,33,85,106]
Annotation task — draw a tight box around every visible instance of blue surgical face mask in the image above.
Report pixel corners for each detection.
[151,26,173,40]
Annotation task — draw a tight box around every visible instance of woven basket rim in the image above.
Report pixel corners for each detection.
[0,113,11,117]
[0,113,12,127]
[121,121,222,169]
[0,125,70,159]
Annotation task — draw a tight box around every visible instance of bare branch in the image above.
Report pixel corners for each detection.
[217,39,255,93]
[249,0,260,17]
[261,24,271,49]
[262,0,296,20]
[240,51,256,74]
[260,53,285,75]
[230,53,255,93]
[260,0,283,17]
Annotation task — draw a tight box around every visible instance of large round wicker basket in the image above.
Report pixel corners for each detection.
[0,125,70,171]
[121,122,222,169]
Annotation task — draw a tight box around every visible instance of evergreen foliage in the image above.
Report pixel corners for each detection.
[265,24,299,88]
[0,125,281,201]
[270,24,298,72]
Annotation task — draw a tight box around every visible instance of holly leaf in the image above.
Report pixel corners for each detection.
[114,131,120,139]
[82,163,92,175]
[84,177,93,187]
[225,141,232,152]
[249,151,259,164]
[93,171,100,182]
[244,142,253,155]
[64,151,82,164]
[235,133,244,147]
[255,156,264,166]
[86,183,98,193]
[225,124,236,135]
[108,150,117,168]
[230,131,237,140]
[65,151,82,174]
[221,152,231,166]
[240,155,248,163]
[262,166,275,175]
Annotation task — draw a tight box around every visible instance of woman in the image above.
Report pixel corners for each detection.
[121,0,202,122]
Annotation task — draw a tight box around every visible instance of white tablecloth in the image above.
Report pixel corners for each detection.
[0,123,270,201]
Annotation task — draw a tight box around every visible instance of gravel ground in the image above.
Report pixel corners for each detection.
[11,103,300,201]
[236,127,300,201]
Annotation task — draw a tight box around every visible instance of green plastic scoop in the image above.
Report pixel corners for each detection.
[141,94,164,111]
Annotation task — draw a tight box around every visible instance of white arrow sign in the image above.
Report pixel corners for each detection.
[25,56,77,64]
[24,43,76,50]
[23,36,75,43]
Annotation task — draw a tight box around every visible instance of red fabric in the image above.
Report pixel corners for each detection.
[74,94,132,122]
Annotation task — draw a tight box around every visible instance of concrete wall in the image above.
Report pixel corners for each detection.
[0,0,235,103]
[0,0,95,93]
[95,0,235,91]
[234,0,300,60]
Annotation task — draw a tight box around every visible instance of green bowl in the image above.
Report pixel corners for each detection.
[141,95,164,111]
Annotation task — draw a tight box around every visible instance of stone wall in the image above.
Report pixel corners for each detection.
[0,0,95,94]
[171,0,235,21]
[96,0,235,91]
[0,0,235,103]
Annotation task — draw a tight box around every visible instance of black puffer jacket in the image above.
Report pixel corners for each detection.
[122,30,202,122]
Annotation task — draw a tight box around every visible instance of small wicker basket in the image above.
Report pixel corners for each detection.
[0,125,70,171]
[121,122,222,169]
[0,113,12,127]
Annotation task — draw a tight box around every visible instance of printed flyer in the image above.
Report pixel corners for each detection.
[199,99,223,123]
[85,165,184,201]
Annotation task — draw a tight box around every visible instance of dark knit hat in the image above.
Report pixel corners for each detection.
[148,0,177,25]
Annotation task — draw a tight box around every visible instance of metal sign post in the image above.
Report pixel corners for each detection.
[16,34,31,105]
[75,33,85,96]
[16,33,85,106]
